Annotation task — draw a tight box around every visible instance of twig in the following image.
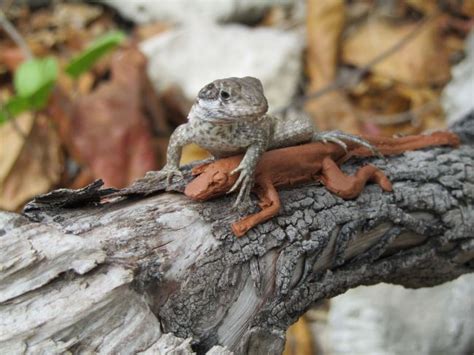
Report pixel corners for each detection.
[356,99,440,127]
[0,9,33,60]
[9,113,28,138]
[1,0,15,13]
[281,16,433,112]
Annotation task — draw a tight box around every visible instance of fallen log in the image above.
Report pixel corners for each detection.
[1,113,473,354]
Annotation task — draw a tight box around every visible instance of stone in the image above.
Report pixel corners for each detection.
[101,0,292,25]
[140,23,303,111]
[442,30,474,124]
[326,275,474,355]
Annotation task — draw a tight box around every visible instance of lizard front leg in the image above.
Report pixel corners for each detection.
[228,143,266,210]
[158,124,192,186]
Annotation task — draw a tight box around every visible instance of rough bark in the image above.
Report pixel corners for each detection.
[1,113,473,354]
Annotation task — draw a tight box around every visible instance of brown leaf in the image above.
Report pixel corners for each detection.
[460,1,474,17]
[0,46,24,72]
[306,91,361,133]
[74,47,158,188]
[283,316,315,355]
[49,46,159,188]
[342,18,451,86]
[159,85,193,127]
[405,0,439,15]
[260,6,287,27]
[142,75,171,137]
[305,0,361,133]
[134,22,171,41]
[349,77,446,136]
[0,114,63,211]
[306,0,345,88]
[441,0,474,17]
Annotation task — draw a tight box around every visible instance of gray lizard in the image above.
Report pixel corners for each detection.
[158,76,376,208]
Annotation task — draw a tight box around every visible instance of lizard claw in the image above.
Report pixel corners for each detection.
[228,166,244,193]
[232,178,253,211]
[313,131,382,158]
[228,165,254,210]
[157,165,183,186]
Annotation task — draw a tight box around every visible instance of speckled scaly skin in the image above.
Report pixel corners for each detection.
[159,76,376,208]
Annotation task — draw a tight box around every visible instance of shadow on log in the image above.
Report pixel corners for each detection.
[1,112,473,354]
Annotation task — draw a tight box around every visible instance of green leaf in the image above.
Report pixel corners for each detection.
[1,57,58,123]
[29,82,55,110]
[0,110,8,124]
[5,96,30,116]
[14,57,58,98]
[65,30,126,78]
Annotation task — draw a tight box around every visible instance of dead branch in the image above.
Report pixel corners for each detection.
[1,113,473,354]
[0,10,32,59]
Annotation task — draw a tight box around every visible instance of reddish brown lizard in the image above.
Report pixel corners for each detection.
[155,77,377,209]
[184,132,460,237]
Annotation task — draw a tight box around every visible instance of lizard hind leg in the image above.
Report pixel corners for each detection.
[320,157,392,199]
[231,179,281,237]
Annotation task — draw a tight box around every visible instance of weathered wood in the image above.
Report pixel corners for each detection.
[1,113,473,354]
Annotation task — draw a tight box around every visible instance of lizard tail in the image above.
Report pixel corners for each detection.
[348,131,460,158]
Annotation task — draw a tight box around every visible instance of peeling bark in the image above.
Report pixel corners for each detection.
[1,113,473,354]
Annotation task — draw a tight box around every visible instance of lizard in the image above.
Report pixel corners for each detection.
[183,131,460,236]
[157,76,378,209]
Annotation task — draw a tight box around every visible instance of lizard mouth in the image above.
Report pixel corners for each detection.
[191,98,265,124]
[198,116,236,124]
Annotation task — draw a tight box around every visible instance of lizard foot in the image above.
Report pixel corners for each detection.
[156,165,184,186]
[312,130,383,158]
[228,165,254,211]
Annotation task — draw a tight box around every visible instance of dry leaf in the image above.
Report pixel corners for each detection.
[305,0,361,133]
[283,316,315,355]
[405,0,439,14]
[159,85,192,127]
[439,0,474,17]
[0,115,34,186]
[260,6,287,27]
[72,46,158,188]
[0,114,62,211]
[3,2,113,58]
[307,91,362,133]
[134,22,171,41]
[53,3,102,29]
[460,1,474,17]
[306,0,345,87]
[349,75,446,136]
[0,46,24,72]
[342,18,451,86]
[49,46,159,188]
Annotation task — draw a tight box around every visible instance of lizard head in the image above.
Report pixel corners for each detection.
[188,76,269,124]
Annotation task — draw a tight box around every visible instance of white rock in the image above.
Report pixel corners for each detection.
[140,23,303,111]
[206,345,234,355]
[327,275,474,355]
[101,0,292,25]
[442,30,474,124]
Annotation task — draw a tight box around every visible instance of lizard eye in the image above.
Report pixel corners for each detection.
[220,90,231,100]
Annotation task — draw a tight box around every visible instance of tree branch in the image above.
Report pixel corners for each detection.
[0,9,33,59]
[1,113,473,354]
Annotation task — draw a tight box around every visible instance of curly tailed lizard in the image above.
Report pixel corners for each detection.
[158,76,376,208]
